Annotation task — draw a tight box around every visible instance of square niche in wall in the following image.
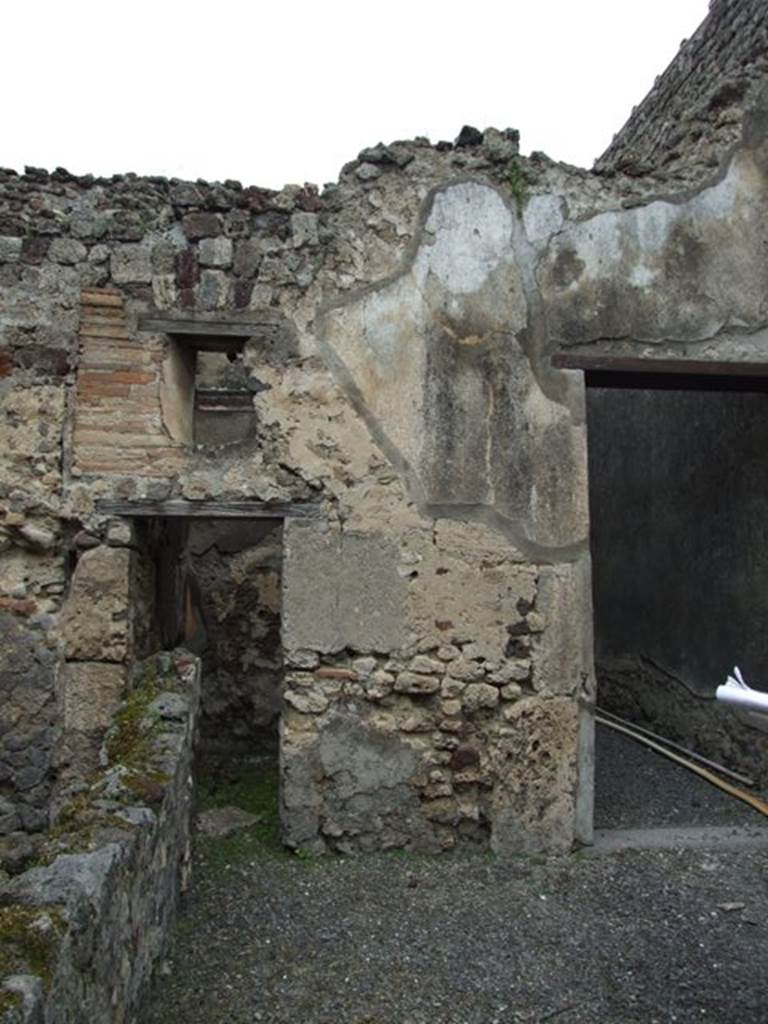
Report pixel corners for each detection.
[141,313,266,448]
[193,348,255,445]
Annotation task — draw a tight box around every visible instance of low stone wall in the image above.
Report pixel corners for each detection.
[0,649,200,1024]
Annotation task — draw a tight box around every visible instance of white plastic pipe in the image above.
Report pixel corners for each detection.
[716,685,768,714]
[716,666,768,715]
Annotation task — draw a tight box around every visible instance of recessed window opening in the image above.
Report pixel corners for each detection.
[142,313,284,451]
[162,335,259,447]
[193,346,256,446]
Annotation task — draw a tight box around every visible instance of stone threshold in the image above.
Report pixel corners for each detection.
[586,824,768,854]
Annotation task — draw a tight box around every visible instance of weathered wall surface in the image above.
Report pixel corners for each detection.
[281,518,589,854]
[2,11,768,856]
[56,540,132,788]
[0,614,58,835]
[541,144,768,350]
[0,177,77,834]
[5,141,592,855]
[283,174,595,854]
[0,650,200,1024]
[318,180,588,552]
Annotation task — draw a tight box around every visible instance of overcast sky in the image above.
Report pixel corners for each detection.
[5,0,710,190]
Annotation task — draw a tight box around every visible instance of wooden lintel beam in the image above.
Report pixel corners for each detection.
[138,314,278,340]
[96,500,320,520]
[552,351,768,378]
[170,335,246,353]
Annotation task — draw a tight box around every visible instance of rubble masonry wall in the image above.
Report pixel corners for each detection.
[2,82,768,852]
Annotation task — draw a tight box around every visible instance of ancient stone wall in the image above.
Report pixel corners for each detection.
[0,131,605,854]
[596,0,768,188]
[55,540,131,788]
[0,649,200,1024]
[2,9,768,855]
[0,615,58,835]
[280,519,585,853]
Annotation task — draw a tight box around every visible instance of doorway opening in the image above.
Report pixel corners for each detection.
[583,363,768,834]
[126,505,286,832]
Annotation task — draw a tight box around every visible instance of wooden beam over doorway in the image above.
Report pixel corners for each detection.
[552,351,768,392]
[96,499,320,519]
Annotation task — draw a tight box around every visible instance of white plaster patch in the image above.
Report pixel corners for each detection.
[360,277,427,375]
[550,155,752,297]
[635,199,675,253]
[630,263,657,288]
[691,156,743,219]
[413,182,513,294]
[569,213,624,280]
[325,277,427,472]
[523,195,566,248]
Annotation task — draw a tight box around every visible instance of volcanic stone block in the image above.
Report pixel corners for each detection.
[490,696,579,855]
[198,237,233,268]
[110,244,152,283]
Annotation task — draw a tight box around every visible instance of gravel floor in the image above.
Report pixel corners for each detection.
[143,823,768,1023]
[594,723,768,830]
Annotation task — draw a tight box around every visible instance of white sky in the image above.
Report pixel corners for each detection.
[4,0,711,190]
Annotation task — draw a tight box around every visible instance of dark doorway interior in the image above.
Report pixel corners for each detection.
[585,374,768,829]
[185,518,283,765]
[132,514,284,771]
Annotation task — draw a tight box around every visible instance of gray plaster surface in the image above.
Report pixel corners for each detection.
[144,839,768,1024]
[283,522,405,654]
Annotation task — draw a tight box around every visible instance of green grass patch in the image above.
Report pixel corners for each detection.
[193,766,291,874]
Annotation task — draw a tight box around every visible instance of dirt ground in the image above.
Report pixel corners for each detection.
[594,723,768,831]
[142,754,768,1024]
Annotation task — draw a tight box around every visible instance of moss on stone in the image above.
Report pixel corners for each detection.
[37,817,136,866]
[0,905,64,989]
[104,680,164,769]
[504,158,533,217]
[0,988,22,1020]
[40,792,142,866]
[104,654,189,773]
[122,770,171,805]
[51,793,92,831]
